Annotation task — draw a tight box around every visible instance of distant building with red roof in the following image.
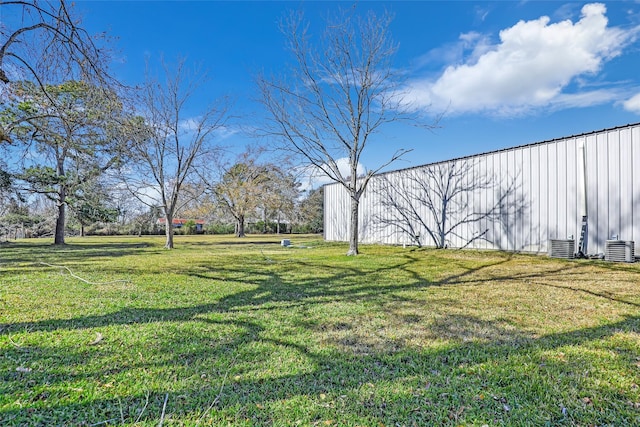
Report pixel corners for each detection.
[157,218,206,233]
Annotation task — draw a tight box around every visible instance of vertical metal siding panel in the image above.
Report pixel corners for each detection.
[462,160,470,248]
[514,148,524,251]
[463,160,469,248]
[324,184,333,240]
[556,139,568,240]
[506,149,516,251]
[596,132,609,252]
[372,181,380,244]
[619,128,633,241]
[362,179,371,244]
[409,170,418,245]
[341,185,351,242]
[429,165,438,248]
[460,159,468,248]
[451,161,459,248]
[475,156,485,249]
[608,130,621,240]
[632,126,640,245]
[362,178,374,244]
[629,126,640,246]
[470,158,478,248]
[338,184,349,242]
[375,177,385,244]
[325,184,340,241]
[539,144,549,252]
[483,155,492,249]
[566,138,578,241]
[548,141,558,239]
[448,161,459,248]
[530,145,540,252]
[371,179,380,244]
[359,183,367,243]
[521,146,533,251]
[484,155,492,249]
[471,158,479,248]
[501,150,510,250]
[496,151,505,250]
[323,184,329,240]
[502,150,509,250]
[585,134,599,253]
[489,153,498,250]
[478,155,488,249]
[485,154,493,250]
[475,156,483,249]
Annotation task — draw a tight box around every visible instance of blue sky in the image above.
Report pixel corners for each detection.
[76,1,640,178]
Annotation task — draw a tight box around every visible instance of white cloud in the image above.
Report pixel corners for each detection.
[404,3,638,116]
[623,92,640,114]
[297,158,366,191]
[178,118,201,132]
[178,118,237,140]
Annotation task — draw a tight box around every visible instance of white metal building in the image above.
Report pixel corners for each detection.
[324,123,640,255]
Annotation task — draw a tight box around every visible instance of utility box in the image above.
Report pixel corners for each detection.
[281,239,291,247]
[548,239,575,259]
[605,240,635,262]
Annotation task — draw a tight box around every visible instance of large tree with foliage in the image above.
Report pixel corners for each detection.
[296,187,324,234]
[205,147,298,237]
[1,0,114,143]
[258,8,433,255]
[70,177,119,237]
[1,0,122,244]
[123,58,229,249]
[213,158,269,238]
[8,80,130,244]
[256,166,299,234]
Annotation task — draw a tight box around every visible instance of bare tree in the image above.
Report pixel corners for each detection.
[1,0,114,143]
[374,160,519,249]
[123,58,229,249]
[258,8,433,255]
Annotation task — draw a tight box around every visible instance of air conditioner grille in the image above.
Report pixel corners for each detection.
[549,239,575,259]
[605,240,635,263]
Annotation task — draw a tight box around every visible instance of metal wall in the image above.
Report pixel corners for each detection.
[324,123,640,254]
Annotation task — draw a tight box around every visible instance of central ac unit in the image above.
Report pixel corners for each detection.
[549,239,575,259]
[605,240,635,263]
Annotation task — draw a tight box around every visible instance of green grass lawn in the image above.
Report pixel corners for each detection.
[1,235,638,426]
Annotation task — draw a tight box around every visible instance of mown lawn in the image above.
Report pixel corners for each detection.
[0,234,638,426]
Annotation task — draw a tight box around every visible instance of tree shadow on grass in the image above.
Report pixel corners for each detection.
[1,251,639,425]
[2,312,638,426]
[0,241,157,265]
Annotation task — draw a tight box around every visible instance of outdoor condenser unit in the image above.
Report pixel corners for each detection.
[548,239,575,259]
[605,240,635,263]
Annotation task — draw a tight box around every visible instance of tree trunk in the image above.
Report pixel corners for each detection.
[164,213,174,249]
[276,213,281,234]
[54,187,66,245]
[262,209,267,233]
[236,214,246,237]
[347,195,359,256]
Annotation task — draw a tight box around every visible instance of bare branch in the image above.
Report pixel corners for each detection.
[257,7,435,255]
[120,57,230,249]
[374,160,526,249]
